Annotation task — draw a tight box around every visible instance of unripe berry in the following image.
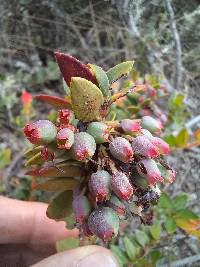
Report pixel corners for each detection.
[87,122,109,144]
[72,195,92,224]
[24,120,57,145]
[58,109,74,124]
[56,128,74,149]
[109,137,133,163]
[120,119,141,135]
[88,207,119,241]
[151,137,170,155]
[107,195,126,216]
[73,132,96,161]
[89,170,111,202]
[111,171,134,200]
[137,159,163,185]
[132,135,159,158]
[141,116,163,134]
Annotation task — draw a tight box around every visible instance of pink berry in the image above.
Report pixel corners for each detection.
[56,128,74,149]
[137,159,163,185]
[72,195,92,224]
[120,119,141,135]
[73,132,96,161]
[109,137,133,163]
[132,135,159,158]
[89,170,111,202]
[111,171,134,200]
[88,207,119,241]
[151,137,170,155]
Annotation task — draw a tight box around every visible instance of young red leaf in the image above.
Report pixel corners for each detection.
[54,52,97,86]
[35,94,71,109]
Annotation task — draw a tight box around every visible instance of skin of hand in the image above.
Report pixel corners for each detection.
[0,196,118,267]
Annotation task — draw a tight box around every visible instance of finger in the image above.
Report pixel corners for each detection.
[0,197,78,247]
[31,245,119,267]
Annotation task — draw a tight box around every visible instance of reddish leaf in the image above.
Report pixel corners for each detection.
[54,52,97,86]
[35,94,71,109]
[26,163,81,178]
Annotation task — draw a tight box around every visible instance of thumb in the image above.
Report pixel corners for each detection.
[31,245,118,267]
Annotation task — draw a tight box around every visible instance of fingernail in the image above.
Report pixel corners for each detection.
[77,252,118,267]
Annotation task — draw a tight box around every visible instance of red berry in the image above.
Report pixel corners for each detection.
[89,170,111,202]
[132,135,159,158]
[88,207,119,241]
[111,171,134,200]
[109,137,133,163]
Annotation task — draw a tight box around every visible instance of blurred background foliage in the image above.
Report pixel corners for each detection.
[0,0,200,266]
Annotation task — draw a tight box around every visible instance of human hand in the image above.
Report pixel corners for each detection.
[0,196,118,267]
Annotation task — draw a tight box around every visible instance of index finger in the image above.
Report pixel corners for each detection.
[0,197,78,247]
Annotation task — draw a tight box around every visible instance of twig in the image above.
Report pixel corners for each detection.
[3,152,24,194]
[158,254,200,267]
[165,0,182,90]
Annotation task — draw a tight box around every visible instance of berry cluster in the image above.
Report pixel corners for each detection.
[24,52,175,241]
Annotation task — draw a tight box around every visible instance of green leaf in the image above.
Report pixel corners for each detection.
[150,221,161,240]
[135,229,150,248]
[26,162,81,178]
[175,128,189,147]
[0,148,11,169]
[62,78,70,96]
[110,245,129,267]
[70,77,104,122]
[149,250,163,265]
[46,190,73,219]
[56,237,79,252]
[164,135,177,147]
[107,61,134,83]
[33,177,78,192]
[25,152,44,166]
[158,192,173,209]
[164,217,177,233]
[174,209,199,220]
[24,146,43,158]
[123,236,137,261]
[173,195,188,210]
[65,213,76,230]
[88,64,110,97]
